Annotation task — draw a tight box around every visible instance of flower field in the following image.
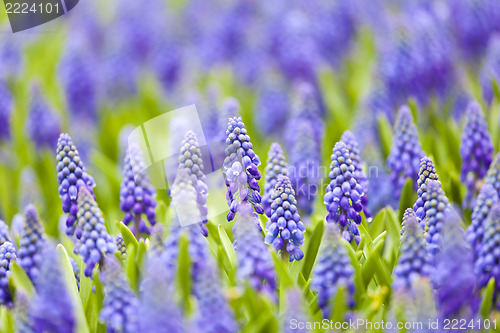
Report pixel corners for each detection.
[0,0,500,332]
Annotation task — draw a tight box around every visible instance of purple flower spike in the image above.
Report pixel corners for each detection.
[31,244,76,333]
[27,85,61,150]
[422,180,450,255]
[100,257,139,333]
[324,141,363,243]
[484,153,500,197]
[467,184,499,261]
[254,78,289,137]
[400,208,420,240]
[283,288,310,333]
[393,216,432,292]
[262,143,288,218]
[19,205,46,282]
[14,292,34,332]
[265,176,305,262]
[312,223,355,318]
[0,242,17,307]
[460,101,494,208]
[75,187,116,277]
[224,116,263,225]
[70,257,80,290]
[341,130,371,219]
[120,143,157,235]
[413,157,440,220]
[0,80,13,142]
[0,219,10,246]
[387,106,425,202]
[116,234,127,260]
[481,36,500,104]
[56,133,96,236]
[235,202,276,295]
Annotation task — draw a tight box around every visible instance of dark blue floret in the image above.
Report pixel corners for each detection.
[0,242,17,307]
[422,180,450,255]
[413,157,440,220]
[18,205,46,282]
[262,143,288,218]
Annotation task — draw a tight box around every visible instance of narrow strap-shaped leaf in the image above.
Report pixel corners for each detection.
[300,220,324,281]
[218,224,236,271]
[119,222,139,251]
[480,277,496,318]
[10,262,35,297]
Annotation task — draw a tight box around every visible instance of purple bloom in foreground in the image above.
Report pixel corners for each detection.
[466,184,499,261]
[100,257,139,333]
[422,180,450,255]
[19,205,46,282]
[30,245,75,333]
[460,101,494,208]
[265,176,305,262]
[393,216,432,291]
[283,288,310,333]
[413,157,440,220]
[14,292,34,333]
[26,86,61,149]
[324,142,364,244]
[119,143,157,235]
[262,143,288,217]
[76,187,116,277]
[312,223,355,318]
[56,133,96,236]
[0,80,13,142]
[0,242,16,307]
[387,106,425,202]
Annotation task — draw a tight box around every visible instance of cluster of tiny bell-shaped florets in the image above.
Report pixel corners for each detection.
[76,187,117,277]
[387,106,425,202]
[485,153,500,196]
[0,241,17,307]
[0,219,10,245]
[224,116,264,222]
[422,180,450,255]
[119,143,157,235]
[262,142,288,217]
[116,234,127,260]
[466,184,499,261]
[265,176,305,262]
[401,208,419,240]
[324,141,364,244]
[178,130,209,236]
[413,157,439,220]
[18,205,46,282]
[392,216,432,291]
[460,101,494,208]
[312,223,355,318]
[56,133,96,236]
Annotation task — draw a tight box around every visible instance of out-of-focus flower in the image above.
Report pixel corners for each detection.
[26,85,61,150]
[387,106,424,202]
[481,35,500,104]
[393,215,432,291]
[265,176,305,261]
[401,208,419,240]
[0,80,13,142]
[413,157,440,220]
[70,257,80,289]
[254,77,289,137]
[19,167,43,211]
[56,133,96,236]
[324,142,364,244]
[100,257,139,333]
[0,241,17,307]
[422,180,450,255]
[466,184,499,260]
[312,223,355,318]
[283,288,310,333]
[262,143,288,217]
[235,202,276,294]
[0,219,10,245]
[10,214,24,241]
[116,234,127,260]
[119,143,157,235]
[76,187,116,277]
[14,292,34,333]
[19,205,45,282]
[100,47,137,104]
[152,38,182,94]
[30,244,75,333]
[0,38,22,79]
[483,151,500,197]
[433,211,478,320]
[224,116,264,223]
[460,101,494,208]
[341,130,371,219]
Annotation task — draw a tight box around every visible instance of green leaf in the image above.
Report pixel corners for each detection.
[125,244,137,292]
[368,209,387,239]
[398,177,416,223]
[56,244,90,333]
[119,222,139,251]
[300,220,325,281]
[330,286,348,324]
[136,239,147,271]
[377,114,393,159]
[342,239,365,304]
[480,277,495,318]
[271,252,294,289]
[10,262,35,297]
[218,224,236,271]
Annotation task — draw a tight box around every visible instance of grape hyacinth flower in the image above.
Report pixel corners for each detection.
[14,292,34,333]
[265,176,305,261]
[393,216,432,291]
[100,48,137,104]
[120,143,157,235]
[70,257,80,289]
[0,219,10,245]
[19,205,46,282]
[485,153,500,196]
[283,288,310,333]
[0,242,16,307]
[341,130,371,219]
[481,35,500,104]
[100,257,139,333]
[401,208,419,240]
[116,234,127,260]
[387,106,425,202]
[466,184,499,260]
[178,131,209,236]
[0,80,13,142]
[56,133,96,236]
[422,180,451,255]
[312,223,355,318]
[475,204,500,309]
[262,143,288,217]
[152,37,182,93]
[460,101,494,208]
[234,203,276,294]
[413,157,440,220]
[30,245,75,333]
[76,187,116,277]
[223,116,264,223]
[324,142,364,244]
[254,78,289,137]
[433,211,478,320]
[26,86,61,150]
